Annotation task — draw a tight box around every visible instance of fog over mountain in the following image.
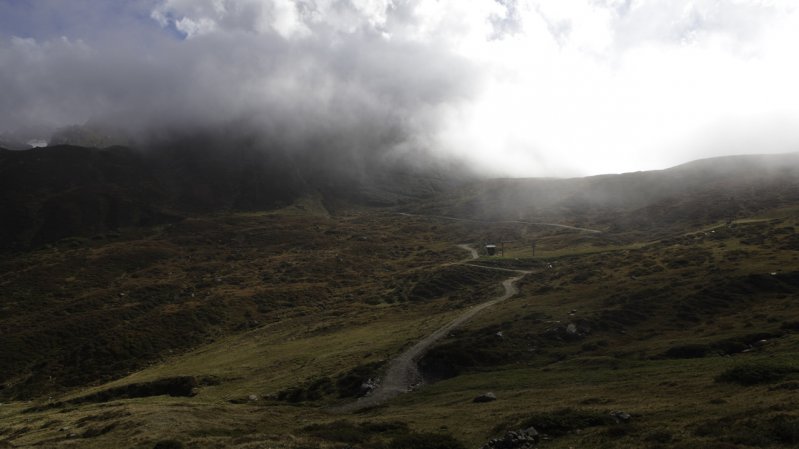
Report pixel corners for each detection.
[2,0,799,176]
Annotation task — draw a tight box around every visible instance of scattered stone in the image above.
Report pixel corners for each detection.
[480,427,539,449]
[360,378,379,396]
[247,394,258,402]
[496,331,504,339]
[542,322,591,341]
[473,392,497,403]
[610,411,631,423]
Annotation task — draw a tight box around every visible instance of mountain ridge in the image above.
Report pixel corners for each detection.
[0,143,463,250]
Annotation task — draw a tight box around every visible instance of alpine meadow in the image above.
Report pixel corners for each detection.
[2,2,799,449]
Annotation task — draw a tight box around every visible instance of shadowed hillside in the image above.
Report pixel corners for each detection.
[0,143,465,251]
[412,153,799,238]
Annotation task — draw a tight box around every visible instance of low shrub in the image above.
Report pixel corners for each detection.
[304,420,410,444]
[645,430,673,443]
[389,433,465,449]
[695,413,799,446]
[716,363,796,386]
[304,421,370,444]
[516,408,614,437]
[153,440,183,449]
[663,344,709,359]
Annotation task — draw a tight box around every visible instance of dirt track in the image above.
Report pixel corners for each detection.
[337,244,530,412]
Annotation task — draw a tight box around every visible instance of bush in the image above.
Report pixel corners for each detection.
[153,440,183,449]
[389,433,465,449]
[772,415,799,444]
[663,344,709,359]
[716,363,796,385]
[781,321,799,331]
[645,430,673,443]
[694,414,799,446]
[304,420,410,444]
[712,332,782,355]
[304,421,370,444]
[517,408,614,437]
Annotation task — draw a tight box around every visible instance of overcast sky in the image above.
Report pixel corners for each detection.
[1,0,799,177]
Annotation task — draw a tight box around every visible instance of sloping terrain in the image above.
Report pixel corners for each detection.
[1,153,798,449]
[0,209,480,400]
[0,143,465,251]
[411,153,799,239]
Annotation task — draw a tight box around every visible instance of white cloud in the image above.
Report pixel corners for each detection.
[2,0,799,176]
[428,0,799,175]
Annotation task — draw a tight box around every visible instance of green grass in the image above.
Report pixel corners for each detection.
[2,205,799,448]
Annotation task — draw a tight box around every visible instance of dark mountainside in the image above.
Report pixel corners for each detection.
[0,143,464,251]
[3,145,798,252]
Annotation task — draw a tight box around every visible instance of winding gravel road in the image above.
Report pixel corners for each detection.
[337,244,530,413]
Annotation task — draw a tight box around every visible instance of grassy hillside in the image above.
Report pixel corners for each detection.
[1,153,799,449]
[0,143,466,251]
[410,153,799,240]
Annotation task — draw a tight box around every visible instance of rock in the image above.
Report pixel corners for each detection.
[610,410,631,423]
[496,331,504,339]
[247,394,258,402]
[473,392,497,403]
[480,427,539,449]
[359,378,379,396]
[542,322,591,341]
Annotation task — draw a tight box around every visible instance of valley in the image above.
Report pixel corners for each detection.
[1,150,799,449]
[4,2,799,447]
